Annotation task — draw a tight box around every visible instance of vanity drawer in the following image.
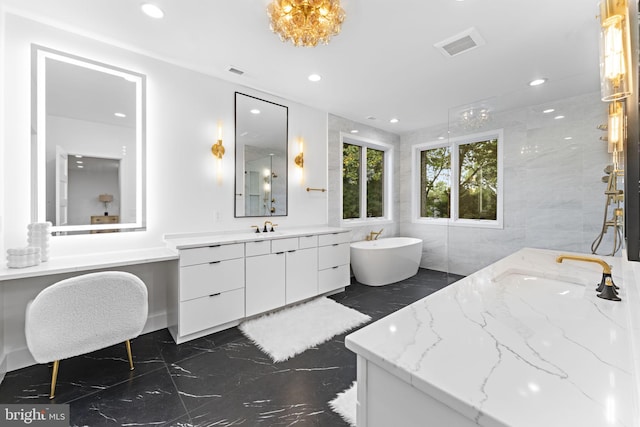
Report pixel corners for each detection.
[180,258,244,301]
[299,235,318,249]
[246,240,271,257]
[318,242,350,270]
[180,243,244,267]
[179,288,245,336]
[318,232,351,246]
[271,237,298,253]
[318,264,350,294]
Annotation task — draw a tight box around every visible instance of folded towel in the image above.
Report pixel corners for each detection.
[7,247,41,256]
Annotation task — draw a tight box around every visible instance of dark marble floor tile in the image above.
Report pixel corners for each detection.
[0,339,166,404]
[0,268,457,426]
[188,359,351,427]
[68,366,187,427]
[169,338,278,413]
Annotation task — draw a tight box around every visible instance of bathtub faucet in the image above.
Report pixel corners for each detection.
[366,229,384,241]
[555,254,620,301]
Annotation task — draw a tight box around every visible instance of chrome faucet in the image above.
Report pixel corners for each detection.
[366,229,384,241]
[556,254,620,301]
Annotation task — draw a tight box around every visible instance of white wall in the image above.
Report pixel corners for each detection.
[1,13,329,257]
[400,92,613,275]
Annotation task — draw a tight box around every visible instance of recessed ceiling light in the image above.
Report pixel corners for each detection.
[529,78,547,87]
[141,3,164,19]
[114,112,126,118]
[389,118,399,124]
[250,109,261,114]
[350,129,359,134]
[76,160,83,164]
[308,74,322,82]
[543,108,555,114]
[564,136,573,140]
[77,165,84,169]
[554,115,565,120]
[74,154,82,158]
[438,136,445,140]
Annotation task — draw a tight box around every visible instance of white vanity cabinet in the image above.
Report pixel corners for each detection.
[166,228,351,344]
[245,239,286,317]
[284,236,318,305]
[176,243,245,340]
[318,232,351,294]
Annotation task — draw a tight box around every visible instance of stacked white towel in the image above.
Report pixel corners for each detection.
[28,222,51,262]
[6,246,41,268]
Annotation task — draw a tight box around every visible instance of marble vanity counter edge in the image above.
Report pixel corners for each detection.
[0,247,179,282]
[163,226,350,250]
[345,247,636,427]
[622,250,640,423]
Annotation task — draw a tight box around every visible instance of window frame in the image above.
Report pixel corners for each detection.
[340,133,394,226]
[411,129,503,229]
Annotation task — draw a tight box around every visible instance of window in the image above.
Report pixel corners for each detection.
[414,130,502,227]
[341,135,392,222]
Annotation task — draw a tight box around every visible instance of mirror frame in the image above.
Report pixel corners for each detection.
[31,45,146,235]
[234,92,289,218]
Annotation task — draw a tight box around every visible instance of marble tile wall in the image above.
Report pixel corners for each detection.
[327,115,401,241]
[399,92,616,275]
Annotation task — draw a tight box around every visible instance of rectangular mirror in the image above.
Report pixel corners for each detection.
[31,45,146,235]
[234,92,288,217]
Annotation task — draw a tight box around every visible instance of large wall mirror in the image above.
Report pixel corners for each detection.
[234,92,288,217]
[31,45,146,235]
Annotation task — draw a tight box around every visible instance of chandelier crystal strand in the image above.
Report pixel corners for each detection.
[267,0,346,47]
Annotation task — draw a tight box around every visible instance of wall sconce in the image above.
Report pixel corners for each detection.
[294,138,304,184]
[608,101,625,153]
[211,124,225,159]
[599,0,632,101]
[294,139,304,168]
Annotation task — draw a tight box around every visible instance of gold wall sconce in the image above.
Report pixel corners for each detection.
[599,0,632,101]
[294,138,304,184]
[294,138,304,168]
[211,124,225,159]
[608,101,624,153]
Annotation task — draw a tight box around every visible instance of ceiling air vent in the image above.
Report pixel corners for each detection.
[434,27,485,58]
[228,66,245,76]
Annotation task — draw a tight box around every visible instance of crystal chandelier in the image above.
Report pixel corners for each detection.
[267,0,346,47]
[460,107,490,130]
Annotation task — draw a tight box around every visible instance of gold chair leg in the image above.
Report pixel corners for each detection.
[50,360,59,399]
[125,340,134,371]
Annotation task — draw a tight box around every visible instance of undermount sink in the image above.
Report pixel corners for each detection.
[494,273,587,300]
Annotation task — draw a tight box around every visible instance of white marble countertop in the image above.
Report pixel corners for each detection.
[0,247,179,281]
[346,247,639,427]
[164,226,349,250]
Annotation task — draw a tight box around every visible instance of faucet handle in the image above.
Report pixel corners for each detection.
[270,223,278,232]
[251,225,260,233]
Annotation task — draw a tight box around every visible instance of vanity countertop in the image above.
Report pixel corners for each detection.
[346,247,640,427]
[0,247,179,281]
[164,226,350,250]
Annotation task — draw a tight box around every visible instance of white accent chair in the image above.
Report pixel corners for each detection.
[25,271,148,399]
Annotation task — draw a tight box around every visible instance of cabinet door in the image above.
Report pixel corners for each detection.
[246,253,285,317]
[285,248,318,304]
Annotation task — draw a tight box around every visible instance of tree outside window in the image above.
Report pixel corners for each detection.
[342,140,388,220]
[419,136,499,223]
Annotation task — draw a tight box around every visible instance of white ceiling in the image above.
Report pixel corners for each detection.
[1,0,602,133]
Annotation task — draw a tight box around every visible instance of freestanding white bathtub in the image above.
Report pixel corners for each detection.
[350,237,423,286]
